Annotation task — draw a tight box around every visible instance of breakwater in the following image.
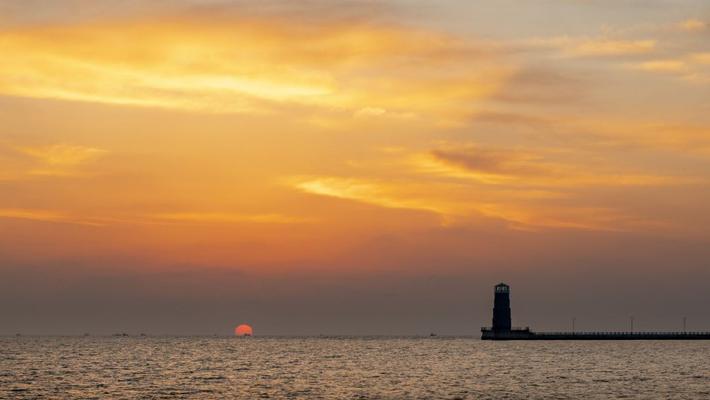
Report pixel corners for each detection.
[481,328,710,340]
[481,283,710,340]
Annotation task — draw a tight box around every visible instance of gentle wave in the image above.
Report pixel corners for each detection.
[1,337,709,399]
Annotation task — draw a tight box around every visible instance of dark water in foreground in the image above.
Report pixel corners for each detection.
[2,337,709,399]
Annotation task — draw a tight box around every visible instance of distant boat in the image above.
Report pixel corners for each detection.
[429,333,437,337]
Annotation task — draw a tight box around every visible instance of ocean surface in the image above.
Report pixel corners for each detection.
[2,336,709,399]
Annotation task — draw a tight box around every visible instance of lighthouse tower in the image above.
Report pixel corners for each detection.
[482,282,532,339]
[492,283,512,332]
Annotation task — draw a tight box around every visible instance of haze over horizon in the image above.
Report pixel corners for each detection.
[1,0,709,336]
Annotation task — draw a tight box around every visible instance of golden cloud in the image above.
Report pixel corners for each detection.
[679,18,707,32]
[0,208,103,226]
[291,177,447,215]
[527,36,656,57]
[627,54,710,84]
[691,53,710,65]
[288,175,661,232]
[0,15,510,120]
[149,212,311,224]
[15,144,107,177]
[19,144,106,166]
[633,60,687,72]
[417,145,691,187]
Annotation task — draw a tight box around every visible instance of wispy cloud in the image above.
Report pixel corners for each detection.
[288,175,668,232]
[0,208,311,227]
[149,212,311,224]
[429,146,546,177]
[678,18,707,32]
[19,144,106,166]
[526,36,656,57]
[417,145,695,187]
[15,144,107,176]
[285,130,707,233]
[633,59,687,72]
[0,208,104,226]
[0,14,510,121]
[691,53,710,65]
[291,177,447,215]
[627,53,710,83]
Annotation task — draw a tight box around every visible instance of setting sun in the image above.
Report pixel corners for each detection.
[235,324,253,337]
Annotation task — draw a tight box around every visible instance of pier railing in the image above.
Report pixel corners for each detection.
[482,328,710,340]
[481,327,530,332]
[536,331,709,336]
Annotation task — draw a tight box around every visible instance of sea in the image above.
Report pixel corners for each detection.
[2,336,709,399]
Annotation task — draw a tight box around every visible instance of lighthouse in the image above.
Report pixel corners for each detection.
[492,283,512,332]
[481,282,710,340]
[481,282,533,339]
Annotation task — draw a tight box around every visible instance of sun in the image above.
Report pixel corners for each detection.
[234,324,253,337]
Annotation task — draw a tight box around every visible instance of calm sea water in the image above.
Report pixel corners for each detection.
[1,336,709,399]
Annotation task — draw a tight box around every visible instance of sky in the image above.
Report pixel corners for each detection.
[1,0,709,335]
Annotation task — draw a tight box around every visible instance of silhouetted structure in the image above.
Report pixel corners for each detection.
[492,283,511,332]
[481,283,710,340]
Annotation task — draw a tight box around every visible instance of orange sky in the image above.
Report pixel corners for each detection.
[1,1,709,334]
